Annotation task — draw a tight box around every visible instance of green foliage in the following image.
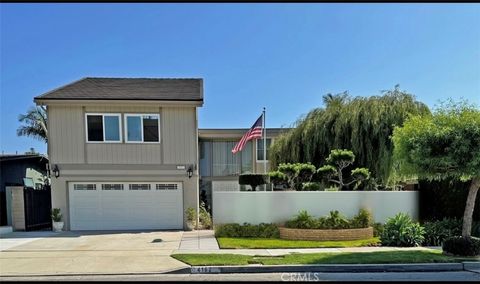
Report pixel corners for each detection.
[350,208,373,229]
[17,105,48,143]
[268,171,287,187]
[316,149,373,190]
[199,202,212,229]
[51,208,62,222]
[325,186,339,191]
[277,163,316,190]
[442,236,480,257]
[238,174,269,191]
[319,210,351,229]
[186,207,196,223]
[284,209,373,230]
[326,149,355,167]
[392,100,480,182]
[381,213,425,247]
[422,218,462,246]
[317,165,337,179]
[418,178,480,222]
[285,210,319,229]
[269,87,430,183]
[351,168,371,181]
[301,182,322,191]
[372,222,384,237]
[214,223,280,238]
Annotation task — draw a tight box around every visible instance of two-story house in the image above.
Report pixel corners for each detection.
[34,78,203,230]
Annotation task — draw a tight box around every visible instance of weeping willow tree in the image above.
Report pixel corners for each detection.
[269,86,430,183]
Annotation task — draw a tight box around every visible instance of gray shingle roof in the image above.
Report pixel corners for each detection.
[34,77,203,101]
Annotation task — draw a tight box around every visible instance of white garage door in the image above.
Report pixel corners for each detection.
[69,182,183,230]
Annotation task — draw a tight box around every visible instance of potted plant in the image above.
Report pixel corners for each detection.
[51,208,64,232]
[185,207,196,231]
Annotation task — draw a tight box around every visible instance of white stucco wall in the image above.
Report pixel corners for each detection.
[212,191,419,224]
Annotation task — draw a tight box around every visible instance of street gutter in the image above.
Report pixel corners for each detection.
[167,262,480,274]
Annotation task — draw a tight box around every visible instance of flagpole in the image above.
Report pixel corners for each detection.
[263,107,267,190]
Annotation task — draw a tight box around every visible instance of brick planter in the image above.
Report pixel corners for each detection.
[279,226,373,241]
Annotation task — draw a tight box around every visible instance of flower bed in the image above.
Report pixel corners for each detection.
[279,226,373,241]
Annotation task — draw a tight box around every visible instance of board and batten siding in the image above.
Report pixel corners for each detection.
[48,105,197,165]
[162,107,197,164]
[48,105,85,164]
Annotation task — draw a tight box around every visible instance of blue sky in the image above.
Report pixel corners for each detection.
[1,4,479,155]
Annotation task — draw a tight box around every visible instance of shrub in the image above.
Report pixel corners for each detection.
[238,174,269,191]
[442,236,480,257]
[350,208,373,229]
[284,209,374,230]
[301,182,322,191]
[381,213,425,247]
[277,163,317,190]
[185,207,196,224]
[199,202,212,229]
[351,167,371,181]
[51,208,62,222]
[325,186,339,191]
[268,171,287,188]
[422,218,462,246]
[373,222,384,237]
[320,210,351,229]
[284,210,318,229]
[214,223,279,238]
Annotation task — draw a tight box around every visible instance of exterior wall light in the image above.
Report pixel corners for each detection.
[187,165,193,179]
[52,164,60,178]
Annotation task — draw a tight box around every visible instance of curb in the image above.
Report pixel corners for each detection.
[182,263,466,274]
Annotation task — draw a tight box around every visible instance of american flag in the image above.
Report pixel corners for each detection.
[232,114,263,154]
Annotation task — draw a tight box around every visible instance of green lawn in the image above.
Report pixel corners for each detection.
[172,250,459,266]
[216,237,381,249]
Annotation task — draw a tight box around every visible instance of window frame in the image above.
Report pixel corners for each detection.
[85,113,122,143]
[256,138,272,162]
[124,113,161,144]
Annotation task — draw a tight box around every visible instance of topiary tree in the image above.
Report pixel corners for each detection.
[277,163,316,190]
[392,100,480,238]
[316,149,371,190]
[238,174,269,191]
[268,171,287,188]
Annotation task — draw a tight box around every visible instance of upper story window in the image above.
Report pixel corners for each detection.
[256,138,272,161]
[125,114,160,143]
[86,114,121,143]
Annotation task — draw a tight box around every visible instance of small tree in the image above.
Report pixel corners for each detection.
[268,171,287,188]
[317,149,371,190]
[392,100,480,237]
[277,163,316,190]
[239,174,269,191]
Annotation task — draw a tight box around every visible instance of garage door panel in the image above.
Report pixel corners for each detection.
[69,182,183,230]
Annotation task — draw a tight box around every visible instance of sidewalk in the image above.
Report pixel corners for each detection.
[173,230,443,256]
[178,230,220,250]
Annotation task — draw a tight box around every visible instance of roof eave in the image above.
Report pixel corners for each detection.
[34,98,204,107]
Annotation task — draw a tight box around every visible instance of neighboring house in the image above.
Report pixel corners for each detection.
[0,154,49,226]
[198,128,290,208]
[34,77,203,231]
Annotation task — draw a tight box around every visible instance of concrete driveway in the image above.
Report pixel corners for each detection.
[0,230,187,276]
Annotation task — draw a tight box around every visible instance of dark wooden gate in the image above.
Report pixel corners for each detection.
[24,185,52,231]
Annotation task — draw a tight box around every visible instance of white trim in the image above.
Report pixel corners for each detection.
[124,113,161,144]
[255,137,272,162]
[85,113,122,143]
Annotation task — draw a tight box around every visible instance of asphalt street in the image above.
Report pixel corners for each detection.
[1,271,480,282]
